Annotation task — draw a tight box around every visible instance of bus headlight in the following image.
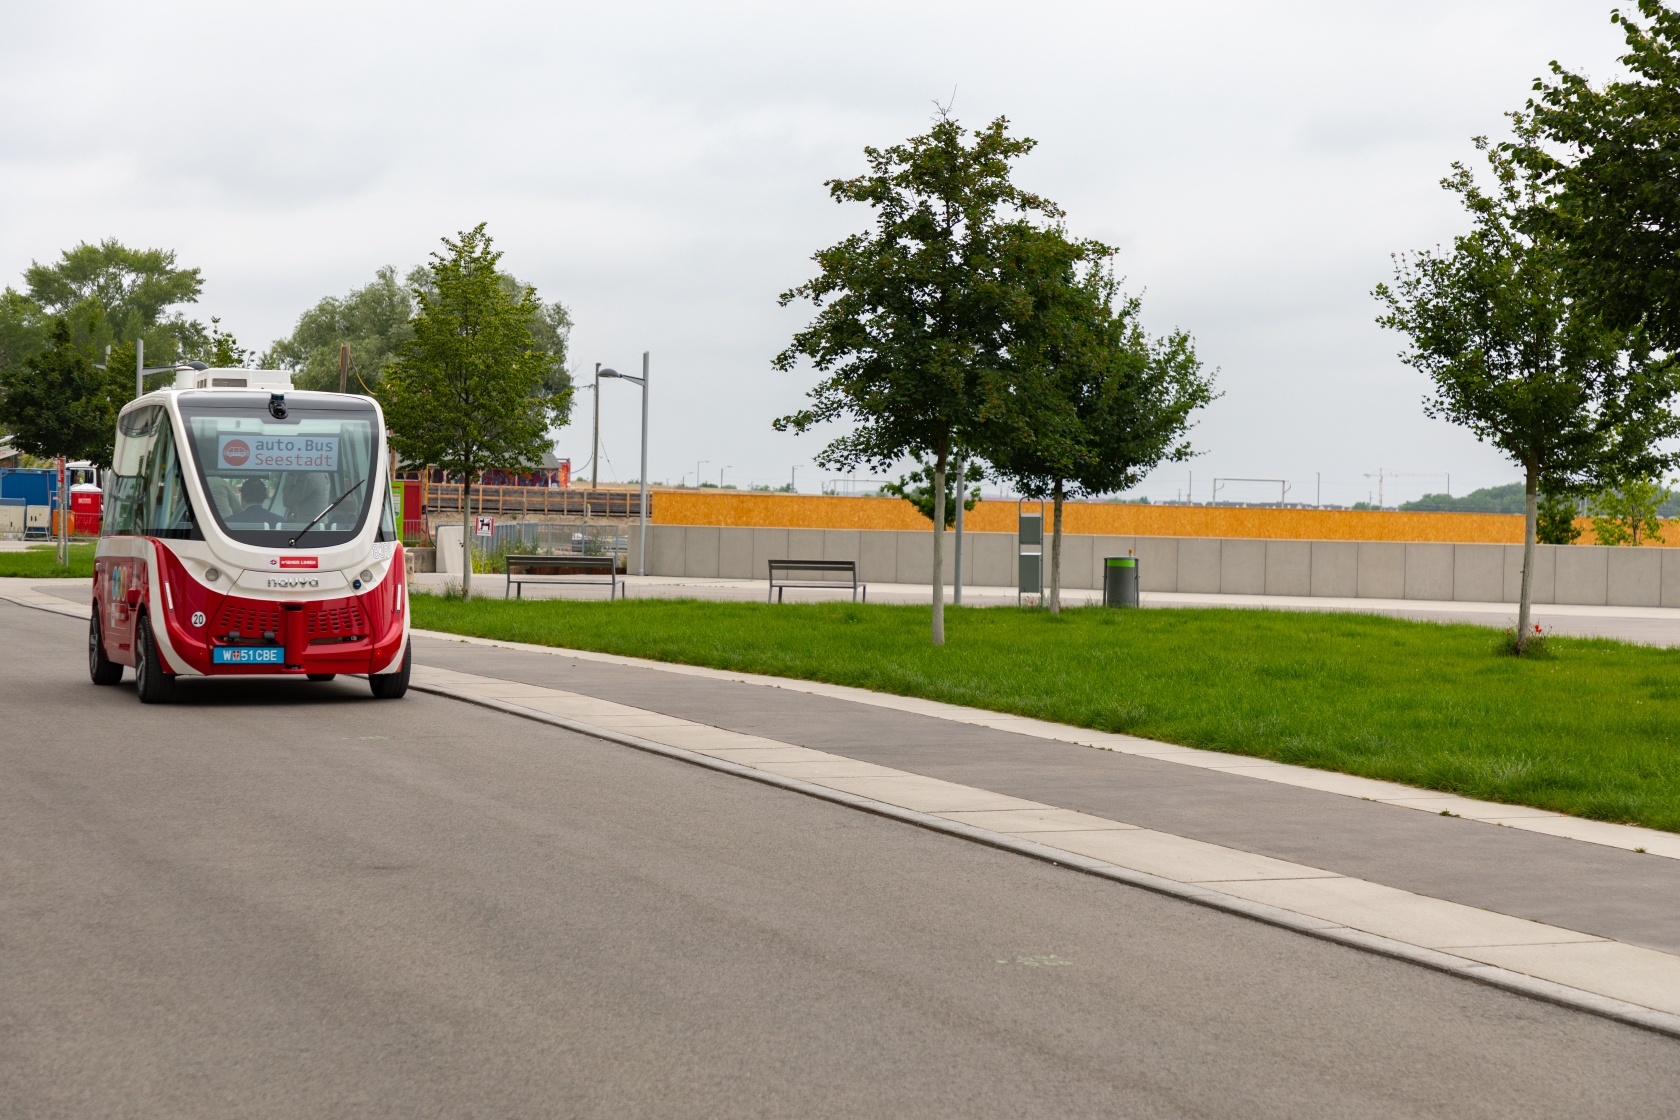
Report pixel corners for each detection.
[205,568,220,582]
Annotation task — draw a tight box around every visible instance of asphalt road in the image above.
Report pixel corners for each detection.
[3,600,1677,1118]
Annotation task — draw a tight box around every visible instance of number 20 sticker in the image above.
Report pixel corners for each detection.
[190,611,206,627]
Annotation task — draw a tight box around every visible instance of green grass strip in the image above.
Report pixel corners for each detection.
[410,595,1680,834]
[0,543,96,578]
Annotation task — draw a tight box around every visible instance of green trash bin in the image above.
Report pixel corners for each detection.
[1104,556,1139,608]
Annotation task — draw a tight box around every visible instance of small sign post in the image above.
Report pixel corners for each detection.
[475,516,494,537]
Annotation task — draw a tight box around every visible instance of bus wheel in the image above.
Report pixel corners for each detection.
[89,612,122,685]
[135,616,175,704]
[307,674,337,682]
[369,642,411,699]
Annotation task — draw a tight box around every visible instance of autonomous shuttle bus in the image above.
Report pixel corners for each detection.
[90,368,410,703]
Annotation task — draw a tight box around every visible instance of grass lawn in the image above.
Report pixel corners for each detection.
[0,543,96,578]
[411,595,1680,833]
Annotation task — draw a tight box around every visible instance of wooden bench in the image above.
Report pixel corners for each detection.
[505,554,622,599]
[767,559,866,603]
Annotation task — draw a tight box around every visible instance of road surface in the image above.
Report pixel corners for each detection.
[2,600,1676,1118]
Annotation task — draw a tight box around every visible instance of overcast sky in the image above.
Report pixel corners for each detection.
[0,1,1635,505]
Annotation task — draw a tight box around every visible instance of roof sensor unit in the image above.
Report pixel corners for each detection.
[268,393,288,419]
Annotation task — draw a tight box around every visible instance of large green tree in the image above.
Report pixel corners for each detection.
[267,264,574,419]
[266,266,418,393]
[0,319,121,467]
[380,225,554,599]
[1516,1,1680,350]
[775,114,1056,644]
[16,239,206,364]
[990,228,1214,612]
[1376,141,1680,650]
[0,287,49,374]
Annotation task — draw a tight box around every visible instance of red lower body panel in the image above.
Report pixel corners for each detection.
[154,545,405,676]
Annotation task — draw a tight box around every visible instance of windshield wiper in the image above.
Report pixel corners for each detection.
[288,480,366,547]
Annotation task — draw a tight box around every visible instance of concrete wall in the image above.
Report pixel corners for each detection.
[623,525,1680,607]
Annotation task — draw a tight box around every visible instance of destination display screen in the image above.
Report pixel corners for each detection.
[217,434,339,472]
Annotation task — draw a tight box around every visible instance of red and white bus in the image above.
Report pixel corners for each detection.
[89,368,410,703]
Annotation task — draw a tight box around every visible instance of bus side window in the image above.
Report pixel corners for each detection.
[103,407,158,537]
[378,484,397,542]
[144,417,201,540]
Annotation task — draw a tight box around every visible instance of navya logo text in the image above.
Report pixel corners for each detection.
[267,577,320,589]
[219,434,337,471]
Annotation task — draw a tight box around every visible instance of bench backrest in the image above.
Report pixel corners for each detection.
[768,559,857,577]
[507,555,616,576]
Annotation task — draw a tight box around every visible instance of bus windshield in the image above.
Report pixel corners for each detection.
[179,396,380,548]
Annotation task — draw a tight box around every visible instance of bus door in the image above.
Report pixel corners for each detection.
[100,406,165,660]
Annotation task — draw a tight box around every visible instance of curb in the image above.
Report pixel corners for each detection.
[411,678,1680,1042]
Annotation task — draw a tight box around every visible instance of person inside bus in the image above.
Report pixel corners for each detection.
[281,471,329,525]
[206,475,237,519]
[225,477,273,524]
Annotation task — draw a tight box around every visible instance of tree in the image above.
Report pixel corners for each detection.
[0,287,48,374]
[267,265,574,420]
[879,460,982,527]
[23,239,205,362]
[379,225,554,599]
[0,319,121,468]
[1376,140,1680,651]
[775,114,1057,644]
[1589,477,1670,544]
[0,239,206,382]
[1536,490,1584,544]
[266,266,417,393]
[203,318,249,367]
[990,229,1213,612]
[1516,2,1680,351]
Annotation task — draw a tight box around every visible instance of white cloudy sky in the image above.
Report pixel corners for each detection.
[0,1,1634,505]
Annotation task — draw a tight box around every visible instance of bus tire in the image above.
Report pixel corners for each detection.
[89,612,123,685]
[135,616,175,704]
[307,674,337,682]
[369,642,410,699]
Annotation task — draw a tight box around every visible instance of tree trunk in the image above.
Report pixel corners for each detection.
[931,438,948,646]
[1050,480,1064,614]
[1517,467,1537,650]
[462,473,474,601]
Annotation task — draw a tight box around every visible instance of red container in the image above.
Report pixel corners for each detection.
[70,485,102,535]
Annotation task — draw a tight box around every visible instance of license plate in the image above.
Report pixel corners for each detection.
[213,646,285,664]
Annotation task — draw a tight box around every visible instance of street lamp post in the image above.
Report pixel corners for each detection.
[952,451,965,605]
[720,466,731,488]
[597,353,650,577]
[133,338,207,400]
[590,363,601,488]
[696,460,707,489]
